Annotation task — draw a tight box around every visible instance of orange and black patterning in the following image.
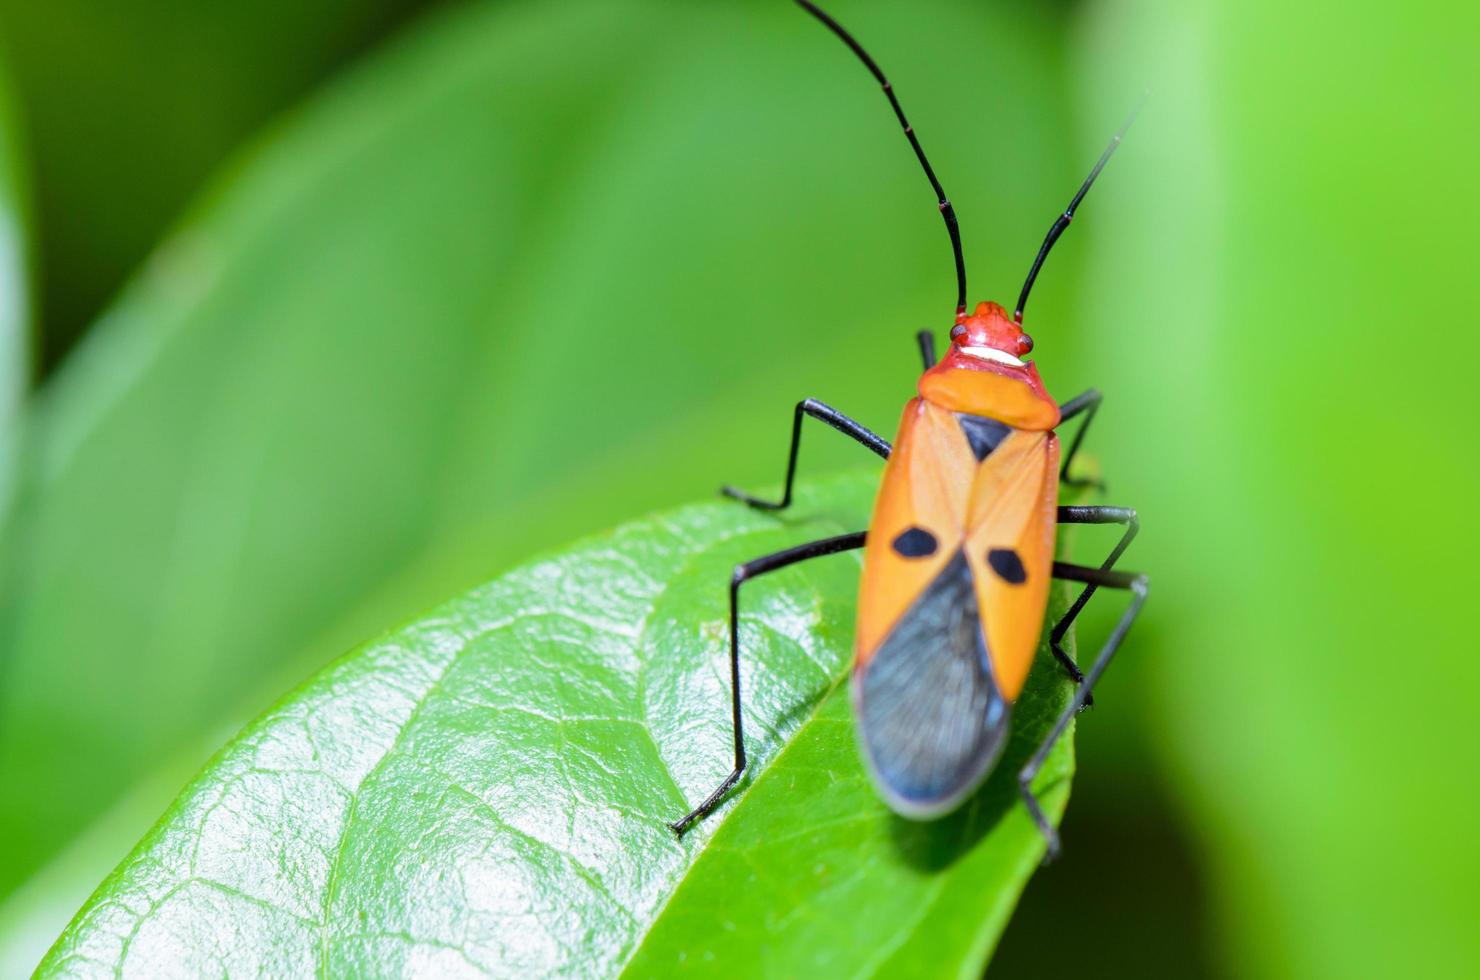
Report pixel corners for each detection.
[854,303,1063,815]
[669,1,1149,860]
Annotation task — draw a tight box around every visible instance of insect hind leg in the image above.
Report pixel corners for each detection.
[1020,560,1149,862]
[1051,504,1139,707]
[669,529,867,836]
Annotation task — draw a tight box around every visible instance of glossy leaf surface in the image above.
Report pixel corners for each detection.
[41,474,1077,976]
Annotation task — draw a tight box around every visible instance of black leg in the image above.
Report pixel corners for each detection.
[1050,504,1139,705]
[670,530,868,836]
[1020,560,1149,861]
[916,329,936,370]
[723,398,890,511]
[1056,388,1105,490]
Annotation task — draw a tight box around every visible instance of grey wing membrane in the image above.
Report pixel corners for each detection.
[853,549,1011,818]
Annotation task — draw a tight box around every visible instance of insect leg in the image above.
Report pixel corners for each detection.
[916,329,936,370]
[722,398,890,511]
[669,529,867,836]
[1050,504,1139,703]
[1019,560,1149,861]
[1055,388,1105,490]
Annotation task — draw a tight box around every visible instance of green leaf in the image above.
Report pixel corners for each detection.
[0,0,1077,908]
[40,472,1077,976]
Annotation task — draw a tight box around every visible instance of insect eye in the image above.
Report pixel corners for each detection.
[1017,334,1034,355]
[950,324,966,342]
[891,527,938,558]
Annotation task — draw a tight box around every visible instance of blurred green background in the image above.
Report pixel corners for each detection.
[0,0,1474,975]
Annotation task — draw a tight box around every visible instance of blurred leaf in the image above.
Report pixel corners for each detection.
[0,56,29,482]
[40,474,1076,976]
[1068,0,1480,976]
[0,0,1077,907]
[0,0,446,369]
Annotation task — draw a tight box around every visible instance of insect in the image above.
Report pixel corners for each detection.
[670,0,1149,860]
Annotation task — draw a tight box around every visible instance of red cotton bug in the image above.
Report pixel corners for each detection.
[669,0,1149,860]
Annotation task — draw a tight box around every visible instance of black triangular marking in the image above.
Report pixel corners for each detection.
[956,413,1012,462]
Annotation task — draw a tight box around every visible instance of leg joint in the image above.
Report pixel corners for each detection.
[1058,504,1137,525]
[1057,388,1103,421]
[798,399,890,459]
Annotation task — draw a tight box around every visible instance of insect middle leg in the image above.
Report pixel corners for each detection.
[1019,560,1149,861]
[1051,504,1139,704]
[722,398,890,511]
[669,529,867,836]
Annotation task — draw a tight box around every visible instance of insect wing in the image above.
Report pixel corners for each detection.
[855,399,975,662]
[854,399,1013,815]
[853,549,1010,817]
[963,428,1059,700]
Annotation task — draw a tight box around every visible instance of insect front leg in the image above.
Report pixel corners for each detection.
[722,398,890,511]
[1056,389,1105,490]
[1020,560,1149,861]
[669,530,867,836]
[719,396,882,509]
[916,329,936,370]
[1051,504,1139,706]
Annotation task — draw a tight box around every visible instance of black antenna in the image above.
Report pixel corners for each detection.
[796,0,967,316]
[1013,101,1143,323]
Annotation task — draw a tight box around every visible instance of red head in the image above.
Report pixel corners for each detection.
[919,301,1060,429]
[948,302,1034,361]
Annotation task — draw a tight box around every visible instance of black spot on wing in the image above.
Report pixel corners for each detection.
[891,527,938,558]
[956,413,1012,462]
[857,550,1010,815]
[987,548,1027,584]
